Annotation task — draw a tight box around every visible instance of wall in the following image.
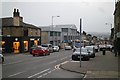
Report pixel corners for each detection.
[3,27,22,36]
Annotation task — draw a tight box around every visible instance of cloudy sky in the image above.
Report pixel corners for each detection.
[1,0,115,33]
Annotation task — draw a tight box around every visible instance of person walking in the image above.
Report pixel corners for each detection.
[114,40,117,57]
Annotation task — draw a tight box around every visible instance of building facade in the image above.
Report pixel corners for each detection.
[114,0,120,54]
[40,26,61,46]
[1,9,41,53]
[55,25,78,43]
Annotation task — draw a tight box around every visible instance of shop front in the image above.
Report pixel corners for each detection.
[2,36,41,54]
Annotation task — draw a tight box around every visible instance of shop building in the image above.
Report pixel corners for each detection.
[1,8,41,53]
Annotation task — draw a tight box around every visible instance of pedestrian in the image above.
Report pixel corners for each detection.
[114,40,118,57]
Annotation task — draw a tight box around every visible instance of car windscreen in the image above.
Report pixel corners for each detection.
[41,45,48,47]
[76,48,87,52]
[86,47,93,51]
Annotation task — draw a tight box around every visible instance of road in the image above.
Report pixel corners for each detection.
[2,49,84,79]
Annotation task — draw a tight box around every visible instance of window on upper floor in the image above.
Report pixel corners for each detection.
[24,29,28,36]
[62,28,68,32]
[50,31,53,36]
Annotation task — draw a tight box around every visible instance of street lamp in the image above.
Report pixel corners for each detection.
[105,23,113,44]
[105,23,112,29]
[52,16,60,46]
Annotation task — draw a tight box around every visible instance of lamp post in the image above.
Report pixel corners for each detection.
[105,23,112,29]
[105,23,112,44]
[52,16,60,46]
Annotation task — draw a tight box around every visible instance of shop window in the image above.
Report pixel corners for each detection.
[24,41,28,51]
[13,42,20,53]
[34,40,38,46]
[1,41,5,53]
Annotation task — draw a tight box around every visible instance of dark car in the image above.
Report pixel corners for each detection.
[72,47,90,61]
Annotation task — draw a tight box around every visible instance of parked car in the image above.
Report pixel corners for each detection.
[65,46,72,50]
[30,45,37,54]
[91,45,99,52]
[72,47,90,61]
[32,46,49,56]
[0,53,4,63]
[85,46,95,58]
[106,44,113,51]
[52,46,59,52]
[99,45,106,51]
[41,44,53,53]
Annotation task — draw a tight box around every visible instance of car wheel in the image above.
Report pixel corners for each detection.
[72,56,76,60]
[87,57,90,61]
[93,54,95,58]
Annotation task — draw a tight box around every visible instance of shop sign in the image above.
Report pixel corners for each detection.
[30,38,34,41]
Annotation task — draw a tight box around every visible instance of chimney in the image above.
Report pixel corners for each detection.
[13,8,22,26]
[13,8,20,17]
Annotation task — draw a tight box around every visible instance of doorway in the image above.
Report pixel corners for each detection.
[13,42,20,53]
[24,41,28,51]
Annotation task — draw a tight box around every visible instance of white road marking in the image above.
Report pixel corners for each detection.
[28,68,50,78]
[8,71,25,77]
[37,69,56,78]
[61,61,69,65]
[83,74,87,78]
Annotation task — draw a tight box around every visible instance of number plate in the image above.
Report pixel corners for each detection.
[78,56,83,58]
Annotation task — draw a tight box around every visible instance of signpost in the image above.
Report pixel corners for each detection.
[80,18,82,67]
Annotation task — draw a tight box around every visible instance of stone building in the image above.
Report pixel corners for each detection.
[114,0,120,54]
[1,8,41,53]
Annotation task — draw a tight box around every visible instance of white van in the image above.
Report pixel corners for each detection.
[41,44,53,53]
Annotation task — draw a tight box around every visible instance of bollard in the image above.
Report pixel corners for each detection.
[102,48,106,55]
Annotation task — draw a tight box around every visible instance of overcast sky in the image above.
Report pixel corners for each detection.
[1,0,115,33]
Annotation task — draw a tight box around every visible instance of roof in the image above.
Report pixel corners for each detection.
[55,24,77,30]
[40,26,61,32]
[1,17,40,29]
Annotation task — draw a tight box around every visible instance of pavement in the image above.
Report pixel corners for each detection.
[60,51,120,78]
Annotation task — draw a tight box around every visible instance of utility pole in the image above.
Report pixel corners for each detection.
[80,18,82,67]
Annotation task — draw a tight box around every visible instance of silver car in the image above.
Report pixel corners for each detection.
[52,46,59,52]
[41,44,53,53]
[85,46,95,58]
[65,46,72,50]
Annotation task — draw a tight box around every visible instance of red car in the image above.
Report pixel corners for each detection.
[32,46,49,56]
